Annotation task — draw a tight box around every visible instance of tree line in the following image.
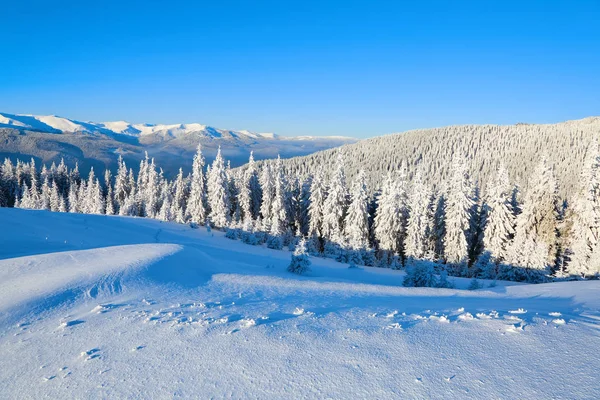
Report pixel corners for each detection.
[1,142,600,284]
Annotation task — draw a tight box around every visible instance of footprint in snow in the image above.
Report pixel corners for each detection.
[80,348,101,361]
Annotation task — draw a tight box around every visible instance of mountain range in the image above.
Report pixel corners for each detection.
[0,112,357,176]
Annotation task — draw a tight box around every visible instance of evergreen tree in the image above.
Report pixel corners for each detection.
[321,150,349,245]
[173,168,189,223]
[481,164,516,266]
[308,169,326,239]
[567,142,600,278]
[188,144,208,224]
[344,170,370,250]
[506,156,559,281]
[207,147,231,228]
[443,158,474,268]
[259,161,274,231]
[405,168,431,260]
[268,156,287,248]
[374,165,408,262]
[288,237,311,275]
[114,155,129,212]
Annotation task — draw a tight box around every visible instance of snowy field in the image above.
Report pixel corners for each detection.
[1,208,599,399]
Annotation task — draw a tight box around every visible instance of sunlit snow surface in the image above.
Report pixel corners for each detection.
[1,208,599,399]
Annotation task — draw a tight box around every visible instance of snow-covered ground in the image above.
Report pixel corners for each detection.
[0,208,599,399]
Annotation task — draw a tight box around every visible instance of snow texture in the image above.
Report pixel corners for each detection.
[0,208,599,399]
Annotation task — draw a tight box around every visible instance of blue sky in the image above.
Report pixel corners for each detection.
[1,0,599,138]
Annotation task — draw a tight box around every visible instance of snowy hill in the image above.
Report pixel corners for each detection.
[273,116,600,196]
[0,112,357,177]
[0,208,599,398]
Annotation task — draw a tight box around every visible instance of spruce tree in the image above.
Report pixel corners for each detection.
[443,158,474,269]
[344,170,370,250]
[207,146,231,228]
[567,142,600,278]
[188,144,208,225]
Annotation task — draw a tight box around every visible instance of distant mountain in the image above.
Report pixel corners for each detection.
[0,112,357,177]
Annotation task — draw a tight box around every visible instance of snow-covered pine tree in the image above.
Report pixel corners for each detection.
[288,237,311,275]
[321,150,349,245]
[239,154,254,229]
[567,141,600,278]
[443,157,474,270]
[259,161,274,231]
[114,155,129,212]
[480,164,515,273]
[247,152,262,220]
[68,182,80,213]
[308,169,326,240]
[144,159,160,218]
[405,168,431,261]
[188,144,208,225]
[207,146,231,228]
[173,168,189,224]
[49,181,62,212]
[40,176,51,210]
[268,156,287,249]
[104,169,116,216]
[344,169,370,251]
[374,165,408,264]
[226,161,241,226]
[89,178,105,215]
[506,156,559,282]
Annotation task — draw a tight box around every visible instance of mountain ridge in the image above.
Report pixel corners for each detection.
[0,112,353,142]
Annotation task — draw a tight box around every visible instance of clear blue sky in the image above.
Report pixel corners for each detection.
[1,0,599,138]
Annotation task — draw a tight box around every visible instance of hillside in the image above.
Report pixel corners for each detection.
[0,112,356,177]
[0,208,599,398]
[270,117,600,196]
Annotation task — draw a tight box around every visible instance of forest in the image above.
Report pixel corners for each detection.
[1,137,599,285]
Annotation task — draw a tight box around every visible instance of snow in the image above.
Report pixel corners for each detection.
[1,207,599,398]
[0,112,356,143]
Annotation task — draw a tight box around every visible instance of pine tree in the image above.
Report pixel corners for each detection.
[405,168,431,260]
[269,156,288,236]
[481,164,515,265]
[567,142,600,278]
[207,146,231,228]
[173,168,189,223]
[68,182,80,213]
[288,237,311,275]
[308,169,326,239]
[344,170,370,250]
[49,181,62,212]
[239,154,254,228]
[188,144,208,224]
[259,161,274,231]
[40,176,51,210]
[114,155,129,212]
[506,156,559,281]
[247,152,262,220]
[321,150,349,245]
[443,158,474,268]
[374,165,408,262]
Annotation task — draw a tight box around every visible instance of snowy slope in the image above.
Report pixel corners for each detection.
[0,208,599,398]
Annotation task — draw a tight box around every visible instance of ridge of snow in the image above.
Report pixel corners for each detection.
[0,112,356,142]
